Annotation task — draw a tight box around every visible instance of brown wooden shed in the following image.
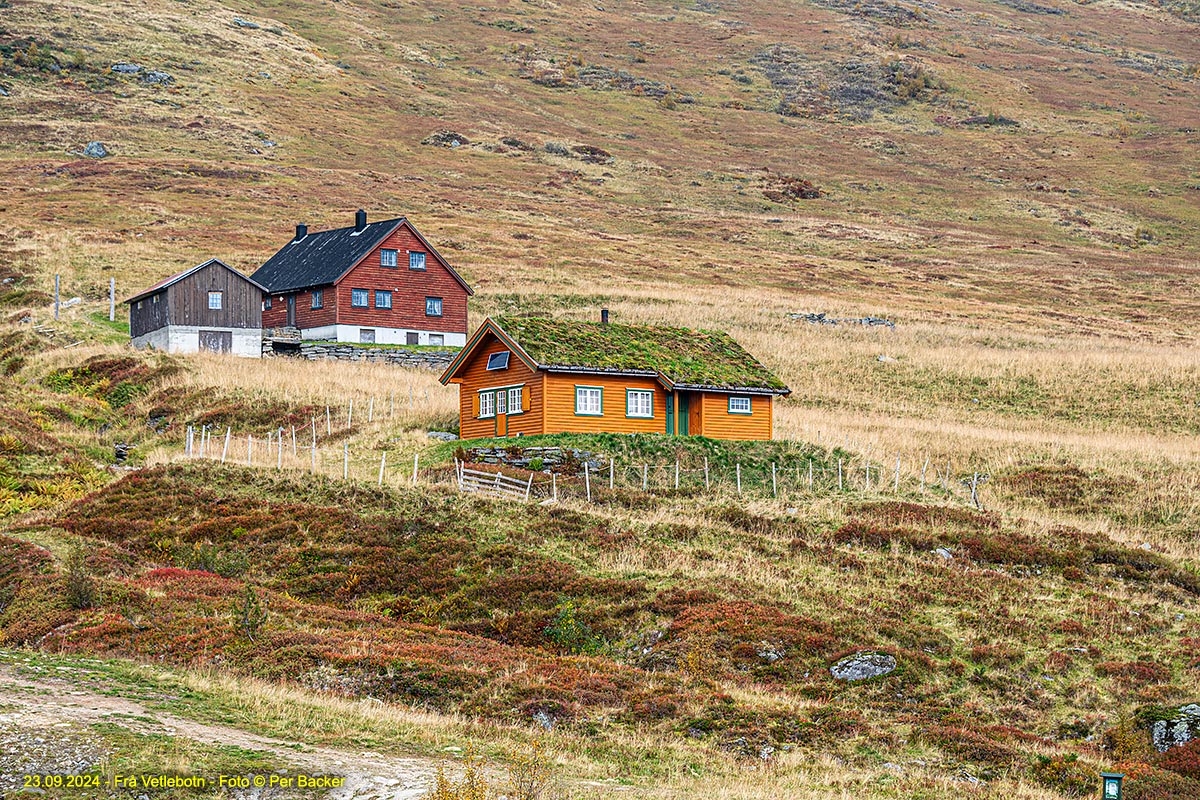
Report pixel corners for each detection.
[126,259,265,357]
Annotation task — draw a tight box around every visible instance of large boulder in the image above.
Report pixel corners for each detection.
[831,652,897,682]
[1151,704,1200,752]
[82,142,108,159]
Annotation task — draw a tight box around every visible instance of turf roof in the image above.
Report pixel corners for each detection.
[493,316,789,393]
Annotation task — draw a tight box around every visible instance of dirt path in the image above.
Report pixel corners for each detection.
[0,665,437,799]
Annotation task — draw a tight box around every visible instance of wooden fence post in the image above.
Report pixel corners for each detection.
[837,458,843,491]
[584,462,591,502]
[221,427,231,463]
[674,460,680,490]
[109,277,115,322]
[921,457,929,493]
[326,406,331,436]
[54,274,60,320]
[894,456,901,493]
[772,462,777,497]
[552,472,557,501]
[642,464,648,491]
[865,462,871,491]
[736,463,742,495]
[247,434,252,466]
[411,452,419,485]
[378,450,386,485]
[343,443,349,480]
[347,398,353,429]
[704,457,710,490]
[277,429,283,470]
[291,426,297,458]
[525,473,534,501]
[609,460,614,490]
[185,426,193,458]
[807,459,813,491]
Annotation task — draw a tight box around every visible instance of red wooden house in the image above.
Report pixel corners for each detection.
[252,210,474,346]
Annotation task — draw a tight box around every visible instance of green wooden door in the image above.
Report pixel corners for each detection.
[678,393,690,436]
[665,394,674,435]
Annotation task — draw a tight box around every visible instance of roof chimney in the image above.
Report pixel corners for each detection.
[601,308,609,325]
[295,223,307,241]
[355,209,366,232]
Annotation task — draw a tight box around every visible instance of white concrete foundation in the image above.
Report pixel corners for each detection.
[299,324,465,347]
[131,326,262,358]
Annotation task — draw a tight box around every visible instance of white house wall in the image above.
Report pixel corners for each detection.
[300,324,466,347]
[131,325,262,358]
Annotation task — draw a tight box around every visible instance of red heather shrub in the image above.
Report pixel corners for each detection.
[1159,739,1200,780]
[1030,753,1095,797]
[1121,763,1200,800]
[925,725,1021,768]
[970,643,1024,667]
[1096,660,1171,685]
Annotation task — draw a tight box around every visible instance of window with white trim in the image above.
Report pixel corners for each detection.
[479,391,495,418]
[263,297,271,310]
[508,386,523,413]
[409,251,426,270]
[575,386,603,416]
[380,248,398,268]
[351,288,369,307]
[375,290,392,309]
[627,389,653,418]
[311,290,323,309]
[207,291,223,310]
[425,296,443,317]
[497,389,508,415]
[728,395,752,414]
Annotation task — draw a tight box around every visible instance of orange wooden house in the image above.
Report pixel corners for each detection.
[439,314,790,440]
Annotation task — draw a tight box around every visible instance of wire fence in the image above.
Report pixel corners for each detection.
[177,417,989,508]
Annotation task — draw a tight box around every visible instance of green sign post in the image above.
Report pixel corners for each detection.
[1100,772,1123,800]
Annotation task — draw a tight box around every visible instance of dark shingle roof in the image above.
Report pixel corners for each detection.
[493,316,790,393]
[250,218,406,294]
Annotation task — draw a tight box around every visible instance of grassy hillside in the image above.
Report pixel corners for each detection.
[2,0,1200,796]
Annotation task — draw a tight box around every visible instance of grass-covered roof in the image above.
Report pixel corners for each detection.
[493,316,789,392]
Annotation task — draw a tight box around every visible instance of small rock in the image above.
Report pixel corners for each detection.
[1140,542,1153,551]
[111,62,142,74]
[0,86,8,97]
[427,431,458,441]
[142,70,174,85]
[883,762,904,773]
[934,547,953,560]
[1152,704,1200,752]
[83,141,109,159]
[62,296,83,308]
[234,17,261,28]
[830,652,897,682]
[532,709,556,731]
[877,354,897,363]
[755,640,786,663]
[422,130,470,148]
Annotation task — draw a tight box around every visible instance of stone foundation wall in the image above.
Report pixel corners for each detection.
[263,339,458,370]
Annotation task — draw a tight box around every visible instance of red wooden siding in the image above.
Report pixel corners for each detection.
[334,223,468,334]
[261,287,337,330]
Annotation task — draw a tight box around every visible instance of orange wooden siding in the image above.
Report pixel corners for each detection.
[542,373,667,435]
[451,331,545,439]
[695,392,773,440]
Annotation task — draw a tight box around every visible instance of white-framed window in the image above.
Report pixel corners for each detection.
[409,251,426,270]
[311,290,323,309]
[152,294,159,304]
[508,386,523,414]
[430,334,444,346]
[380,248,398,268]
[479,390,495,418]
[207,291,223,310]
[486,351,510,370]
[375,290,392,309]
[426,297,443,317]
[351,288,369,307]
[728,395,752,415]
[575,386,603,416]
[627,389,653,418]
[497,389,507,414]
[263,296,271,310]
[136,300,143,310]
